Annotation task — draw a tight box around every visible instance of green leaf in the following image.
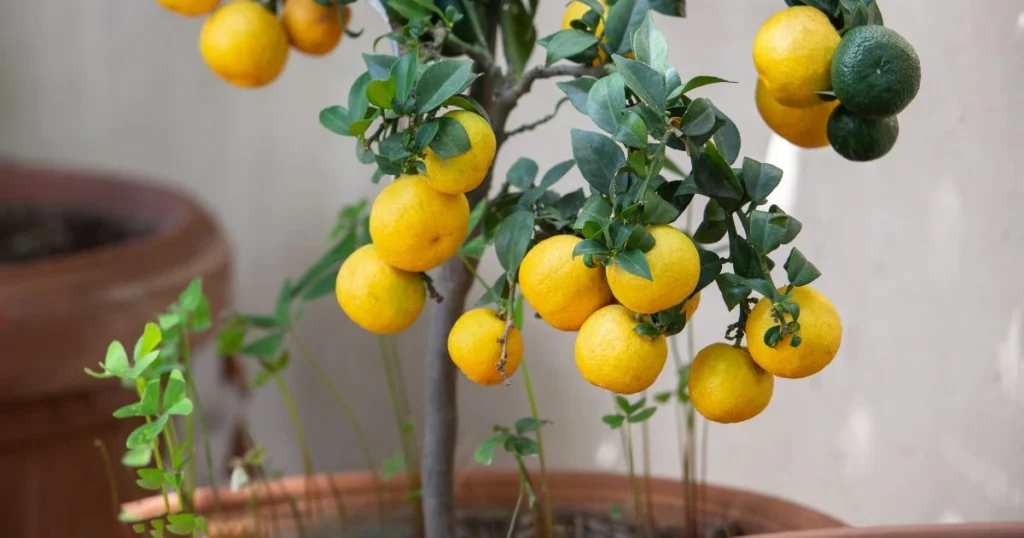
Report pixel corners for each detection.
[506,435,540,456]
[112,402,143,419]
[364,55,398,79]
[557,77,597,114]
[745,278,779,300]
[748,210,787,254]
[729,236,761,279]
[615,395,631,412]
[386,0,432,21]
[319,106,351,136]
[572,239,610,259]
[570,129,625,195]
[602,413,625,429]
[475,275,508,307]
[604,0,649,54]
[540,29,598,65]
[680,97,716,136]
[441,95,490,121]
[632,12,668,72]
[390,54,417,102]
[128,350,161,379]
[162,370,187,412]
[642,189,679,224]
[122,446,152,468]
[474,433,508,465]
[513,292,525,329]
[763,324,783,348]
[628,407,657,423]
[573,195,612,233]
[165,398,193,416]
[139,377,161,416]
[681,75,735,94]
[178,278,204,312]
[105,341,130,374]
[740,157,783,204]
[166,513,197,536]
[613,56,666,113]
[633,323,660,337]
[500,0,536,78]
[626,225,655,252]
[715,273,751,311]
[711,106,741,165]
[614,249,652,280]
[520,159,575,207]
[494,209,535,276]
[429,116,471,159]
[135,323,162,360]
[692,143,743,207]
[240,332,285,360]
[586,73,626,134]
[507,158,539,190]
[695,249,723,293]
[614,109,648,149]
[649,0,685,17]
[367,78,396,110]
[415,59,475,113]
[348,72,372,121]
[126,414,169,449]
[784,248,822,287]
[380,454,407,480]
[770,205,803,244]
[515,417,542,435]
[136,469,165,491]
[653,391,672,404]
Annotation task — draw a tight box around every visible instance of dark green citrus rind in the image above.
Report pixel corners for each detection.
[827,105,899,162]
[831,25,921,118]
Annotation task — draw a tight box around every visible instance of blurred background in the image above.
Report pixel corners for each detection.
[1,0,1022,531]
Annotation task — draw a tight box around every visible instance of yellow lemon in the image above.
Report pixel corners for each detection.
[335,245,425,335]
[200,0,289,88]
[683,291,700,322]
[745,286,842,379]
[753,6,840,108]
[575,305,668,394]
[369,175,470,272]
[756,78,838,148]
[688,343,774,424]
[519,235,614,331]
[158,0,219,16]
[282,0,345,56]
[606,225,700,314]
[422,111,496,195]
[448,308,523,386]
[561,0,606,34]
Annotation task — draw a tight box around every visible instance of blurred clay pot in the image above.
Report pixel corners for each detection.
[122,470,846,536]
[745,522,1024,537]
[0,160,231,538]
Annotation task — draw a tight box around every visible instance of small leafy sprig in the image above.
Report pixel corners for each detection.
[603,395,658,429]
[474,416,550,530]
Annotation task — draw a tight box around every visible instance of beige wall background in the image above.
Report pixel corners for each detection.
[2,0,1023,528]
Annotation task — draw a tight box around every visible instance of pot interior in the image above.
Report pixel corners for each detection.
[0,203,152,264]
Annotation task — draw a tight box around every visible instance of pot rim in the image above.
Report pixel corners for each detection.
[744,522,1024,538]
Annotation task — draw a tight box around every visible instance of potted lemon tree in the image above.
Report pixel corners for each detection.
[89,0,923,536]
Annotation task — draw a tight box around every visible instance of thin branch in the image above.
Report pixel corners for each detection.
[495,309,515,386]
[496,64,605,110]
[505,98,569,137]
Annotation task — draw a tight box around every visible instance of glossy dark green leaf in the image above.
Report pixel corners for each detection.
[748,210,787,254]
[630,104,667,138]
[474,433,508,465]
[500,0,536,78]
[573,195,613,232]
[475,275,508,307]
[745,278,779,300]
[695,249,723,293]
[763,324,783,348]
[770,205,803,244]
[507,158,539,190]
[319,106,351,136]
[415,59,475,113]
[715,273,751,311]
[784,248,822,287]
[441,95,490,121]
[495,209,535,276]
[613,55,666,112]
[648,0,685,17]
[572,238,610,258]
[680,97,716,136]
[557,77,598,114]
[631,12,668,72]
[642,189,679,224]
[604,0,649,54]
[506,435,540,456]
[387,0,432,21]
[626,225,655,252]
[412,119,441,153]
[633,323,661,337]
[692,143,743,208]
[429,116,471,159]
[363,54,398,80]
[730,235,762,279]
[740,157,783,204]
[571,129,625,195]
[693,201,728,244]
[711,105,741,165]
[614,248,653,280]
[614,110,648,149]
[540,29,599,65]
[681,75,735,94]
[586,73,627,134]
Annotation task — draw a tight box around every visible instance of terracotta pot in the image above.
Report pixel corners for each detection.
[0,160,231,538]
[122,470,845,536]
[745,522,1024,538]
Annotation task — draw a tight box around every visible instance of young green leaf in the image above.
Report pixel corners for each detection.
[614,249,653,281]
[380,454,407,480]
[740,157,783,204]
[557,77,598,114]
[784,248,822,287]
[128,350,161,379]
[122,446,153,468]
[319,106,351,136]
[612,56,666,112]
[602,414,625,429]
[715,273,752,311]
[507,158,539,190]
[134,323,162,360]
[570,129,625,195]
[540,29,599,65]
[105,341,131,374]
[166,513,198,536]
[506,435,540,456]
[494,209,535,276]
[474,432,509,465]
[136,469,165,491]
[367,78,397,109]
[390,52,417,101]
[632,12,668,72]
[628,406,657,423]
[415,59,475,113]
[515,417,542,436]
[429,116,471,159]
[586,73,627,134]
[125,414,169,449]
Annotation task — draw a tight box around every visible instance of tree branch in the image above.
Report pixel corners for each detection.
[496,64,605,110]
[505,97,569,138]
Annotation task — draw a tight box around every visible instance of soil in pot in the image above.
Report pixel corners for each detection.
[0,203,151,263]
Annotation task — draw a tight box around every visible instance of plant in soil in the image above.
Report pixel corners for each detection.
[89,0,922,536]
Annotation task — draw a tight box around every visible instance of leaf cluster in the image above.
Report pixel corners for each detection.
[602,395,657,429]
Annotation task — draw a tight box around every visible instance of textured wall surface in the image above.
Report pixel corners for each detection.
[2,0,1023,527]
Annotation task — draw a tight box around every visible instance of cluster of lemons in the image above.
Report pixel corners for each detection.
[753,6,920,161]
[333,111,504,373]
[156,0,350,88]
